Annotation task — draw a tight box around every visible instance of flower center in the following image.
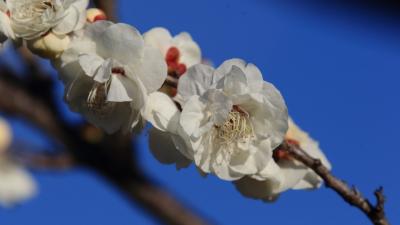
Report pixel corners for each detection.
[215,106,254,145]
[86,79,115,116]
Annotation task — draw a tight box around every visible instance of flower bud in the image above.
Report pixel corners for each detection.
[26,32,70,59]
[86,8,107,23]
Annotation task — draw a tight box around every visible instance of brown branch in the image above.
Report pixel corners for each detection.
[92,0,117,22]
[280,141,390,225]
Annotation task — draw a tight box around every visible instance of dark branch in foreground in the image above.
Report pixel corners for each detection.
[280,141,390,225]
[0,64,209,225]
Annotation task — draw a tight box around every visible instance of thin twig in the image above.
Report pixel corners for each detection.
[280,141,390,225]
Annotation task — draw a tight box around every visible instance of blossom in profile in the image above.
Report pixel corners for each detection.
[167,59,289,181]
[0,118,37,207]
[234,118,331,201]
[59,21,167,133]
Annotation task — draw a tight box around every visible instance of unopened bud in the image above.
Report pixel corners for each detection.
[86,8,107,23]
[26,32,70,59]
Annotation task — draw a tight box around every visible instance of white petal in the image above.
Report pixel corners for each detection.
[179,96,207,137]
[61,38,96,66]
[244,63,264,92]
[133,45,167,93]
[274,160,309,193]
[78,53,104,77]
[233,176,281,202]
[149,128,191,169]
[107,75,139,102]
[93,58,112,82]
[0,12,15,39]
[97,23,144,65]
[177,64,216,100]
[171,128,194,160]
[143,27,172,56]
[215,58,246,77]
[84,20,114,41]
[70,0,89,31]
[292,170,323,190]
[202,89,232,125]
[218,65,248,96]
[143,92,180,133]
[287,118,332,170]
[0,159,37,207]
[52,5,80,35]
[173,32,201,67]
[211,153,244,181]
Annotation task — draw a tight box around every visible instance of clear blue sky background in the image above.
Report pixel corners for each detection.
[1,0,399,224]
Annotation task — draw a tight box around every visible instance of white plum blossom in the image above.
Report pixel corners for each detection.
[6,0,88,39]
[59,21,167,133]
[144,27,201,77]
[169,59,289,181]
[0,118,37,207]
[0,0,89,57]
[234,118,331,201]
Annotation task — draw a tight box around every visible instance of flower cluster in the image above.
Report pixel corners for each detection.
[0,2,331,203]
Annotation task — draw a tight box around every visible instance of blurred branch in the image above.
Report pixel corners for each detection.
[13,151,75,171]
[281,141,390,225]
[93,0,117,22]
[0,65,210,224]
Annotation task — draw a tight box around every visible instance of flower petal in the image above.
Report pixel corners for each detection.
[218,65,248,96]
[233,176,281,202]
[0,158,37,207]
[143,27,172,56]
[78,53,104,77]
[107,75,139,102]
[215,58,246,77]
[97,23,144,65]
[133,45,167,93]
[149,128,191,169]
[178,64,216,100]
[180,96,207,137]
[0,12,15,39]
[143,92,180,133]
[52,4,80,35]
[173,32,201,67]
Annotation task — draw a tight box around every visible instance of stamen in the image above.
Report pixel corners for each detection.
[86,79,115,116]
[215,106,254,145]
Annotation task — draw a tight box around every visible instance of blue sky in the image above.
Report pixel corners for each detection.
[1,0,399,224]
